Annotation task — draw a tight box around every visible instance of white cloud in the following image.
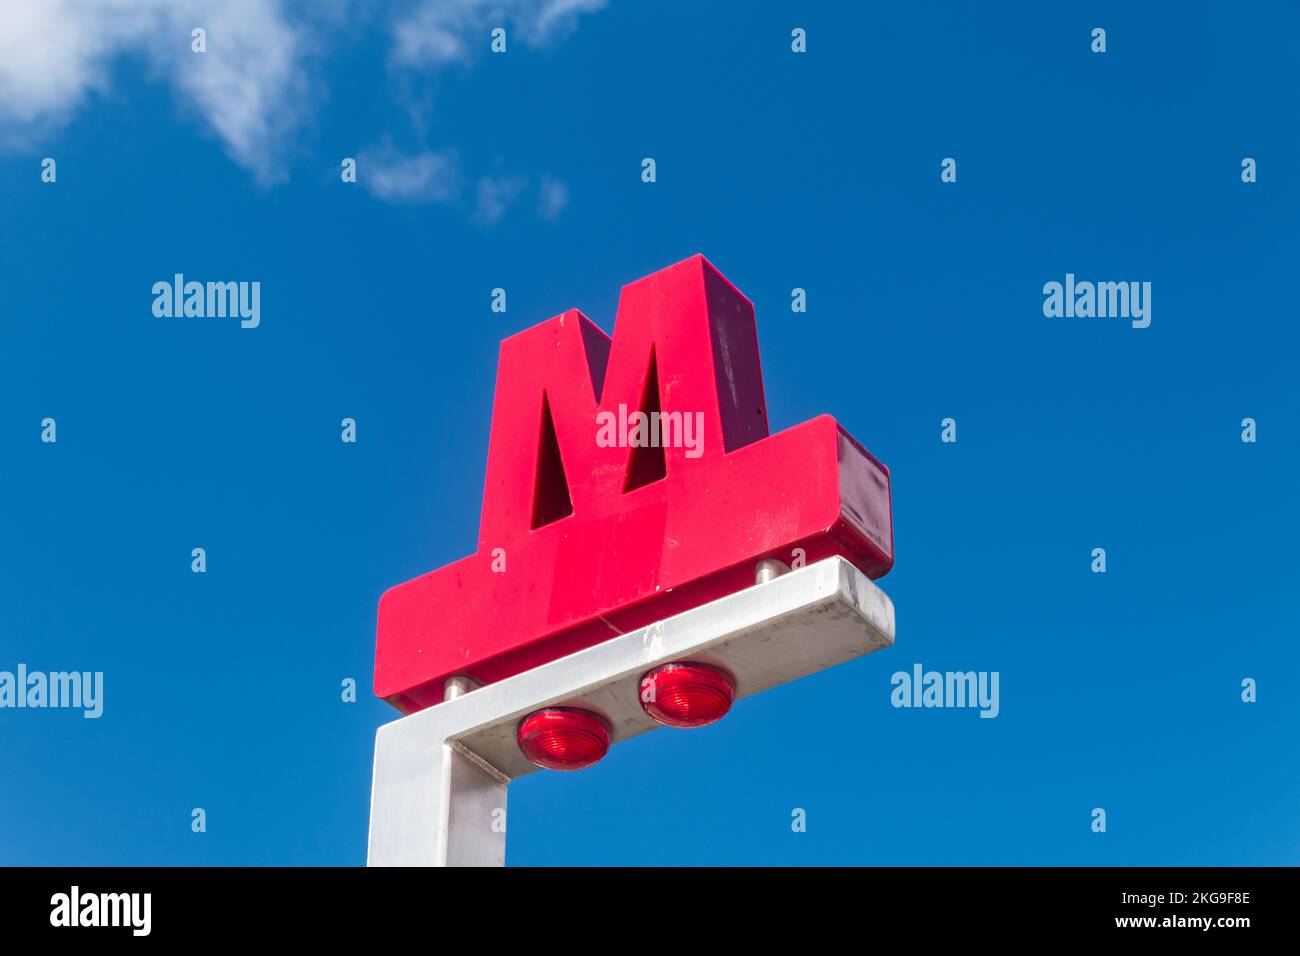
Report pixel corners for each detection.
[391,0,606,69]
[167,4,307,182]
[473,174,526,223]
[0,1,155,124]
[359,156,567,226]
[368,1,603,218]
[0,0,600,201]
[358,144,461,204]
[0,0,309,183]
[537,175,568,220]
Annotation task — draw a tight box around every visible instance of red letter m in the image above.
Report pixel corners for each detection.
[376,255,892,713]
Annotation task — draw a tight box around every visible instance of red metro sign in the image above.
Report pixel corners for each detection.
[374,254,894,715]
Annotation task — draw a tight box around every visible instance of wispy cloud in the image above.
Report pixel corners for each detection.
[390,0,607,70]
[0,0,309,184]
[358,144,462,204]
[537,175,569,220]
[0,0,599,212]
[474,174,526,224]
[360,152,568,228]
[167,3,307,183]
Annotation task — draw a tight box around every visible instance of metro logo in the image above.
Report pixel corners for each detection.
[375,255,893,713]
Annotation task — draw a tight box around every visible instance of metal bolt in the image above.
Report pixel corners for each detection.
[444,675,479,700]
[755,558,791,585]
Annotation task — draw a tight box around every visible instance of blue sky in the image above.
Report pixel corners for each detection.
[1,0,1297,865]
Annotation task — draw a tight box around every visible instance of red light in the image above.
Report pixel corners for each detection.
[640,662,736,728]
[517,708,612,771]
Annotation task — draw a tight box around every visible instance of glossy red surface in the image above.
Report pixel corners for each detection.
[375,254,892,713]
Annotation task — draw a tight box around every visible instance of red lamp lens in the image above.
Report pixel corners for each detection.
[640,662,736,728]
[517,707,612,771]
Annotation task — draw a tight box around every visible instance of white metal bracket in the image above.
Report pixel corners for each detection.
[367,556,895,866]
